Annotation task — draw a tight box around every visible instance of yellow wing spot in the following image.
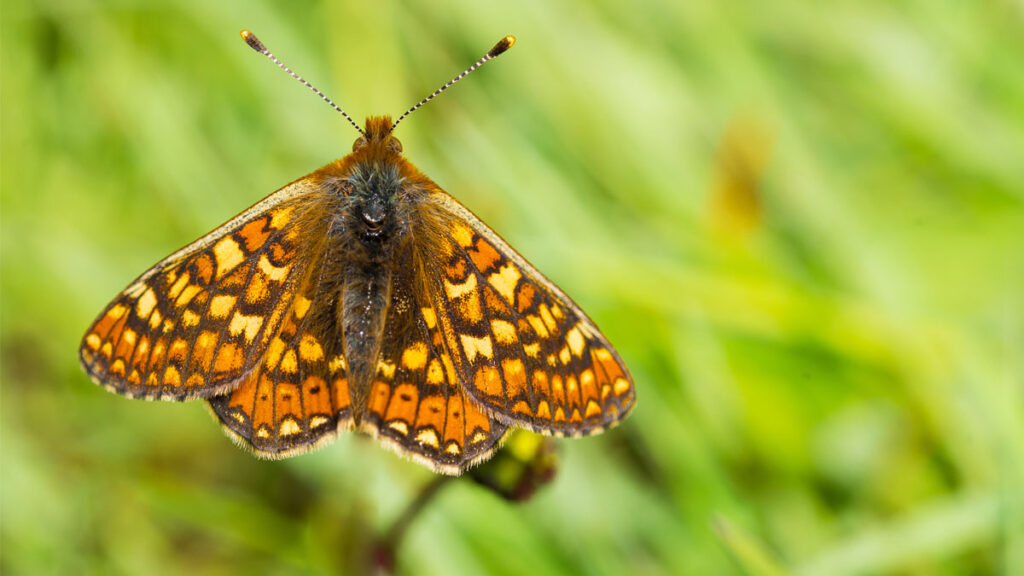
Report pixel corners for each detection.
[279,418,302,437]
[553,406,566,423]
[228,312,264,343]
[580,368,595,389]
[377,360,396,379]
[108,303,128,321]
[445,442,461,455]
[213,236,245,280]
[137,334,150,356]
[566,326,585,357]
[168,338,189,363]
[175,284,201,308]
[194,331,217,367]
[523,342,541,358]
[594,348,614,363]
[388,420,409,435]
[551,305,565,321]
[85,333,102,351]
[310,415,330,429]
[280,350,298,374]
[527,315,550,339]
[421,307,437,329]
[245,274,268,305]
[148,309,163,330]
[401,342,428,371]
[185,373,204,388]
[444,270,478,300]
[559,346,571,365]
[415,428,440,449]
[471,431,489,445]
[182,310,200,328]
[614,377,631,396]
[451,222,474,247]
[293,295,312,319]
[490,319,517,344]
[257,254,291,282]
[168,273,190,300]
[256,426,271,439]
[546,353,558,367]
[265,337,286,370]
[585,400,602,418]
[426,359,445,385]
[163,365,181,387]
[539,304,557,333]
[460,334,494,364]
[488,263,521,304]
[121,329,137,347]
[454,288,483,324]
[536,400,552,419]
[269,205,295,229]
[329,355,347,373]
[111,359,126,377]
[136,288,158,318]
[299,334,324,363]
[209,295,237,319]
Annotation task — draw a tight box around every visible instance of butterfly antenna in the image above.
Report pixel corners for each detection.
[241,30,366,136]
[390,35,516,133]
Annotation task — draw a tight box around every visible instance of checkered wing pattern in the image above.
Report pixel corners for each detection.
[422,193,636,437]
[80,179,329,400]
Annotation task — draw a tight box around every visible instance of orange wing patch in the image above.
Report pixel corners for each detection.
[80,183,326,400]
[423,195,636,437]
[207,261,352,457]
[360,268,507,473]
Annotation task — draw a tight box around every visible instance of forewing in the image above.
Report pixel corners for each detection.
[207,247,353,457]
[359,253,508,475]
[421,193,636,437]
[80,178,329,400]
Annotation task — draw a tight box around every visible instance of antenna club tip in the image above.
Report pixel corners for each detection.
[488,35,516,58]
[240,30,267,53]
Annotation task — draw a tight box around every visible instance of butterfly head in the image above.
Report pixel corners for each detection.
[342,116,410,243]
[353,116,402,155]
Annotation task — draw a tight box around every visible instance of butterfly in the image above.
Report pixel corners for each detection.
[79,31,635,475]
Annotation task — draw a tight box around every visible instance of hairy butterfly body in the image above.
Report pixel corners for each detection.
[80,32,635,474]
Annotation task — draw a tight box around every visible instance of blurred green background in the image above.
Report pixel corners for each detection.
[3,1,1023,574]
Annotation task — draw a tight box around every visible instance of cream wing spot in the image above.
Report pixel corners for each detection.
[213,236,245,280]
[488,263,521,304]
[444,272,478,300]
[228,312,264,343]
[136,288,158,318]
[460,334,494,364]
[209,295,237,319]
[490,319,517,344]
[566,325,586,357]
[257,254,291,282]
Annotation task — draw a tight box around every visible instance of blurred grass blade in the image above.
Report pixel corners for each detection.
[714,515,790,576]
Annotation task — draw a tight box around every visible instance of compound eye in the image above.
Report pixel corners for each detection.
[387,137,402,153]
[353,136,368,151]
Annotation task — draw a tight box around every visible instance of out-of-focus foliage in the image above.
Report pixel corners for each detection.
[2,1,1022,575]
